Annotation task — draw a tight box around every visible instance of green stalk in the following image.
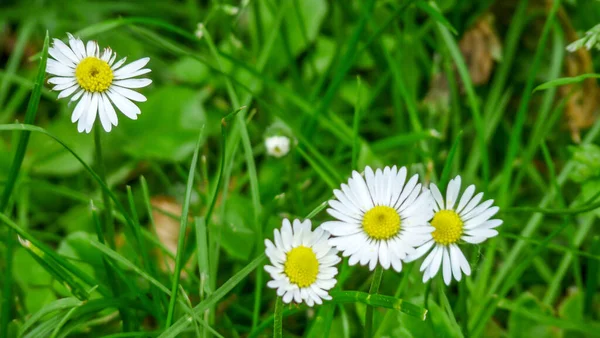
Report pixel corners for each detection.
[365,266,383,338]
[93,126,115,249]
[273,297,283,338]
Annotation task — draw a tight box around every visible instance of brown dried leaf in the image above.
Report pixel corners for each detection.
[151,196,190,276]
[558,8,599,142]
[459,13,502,86]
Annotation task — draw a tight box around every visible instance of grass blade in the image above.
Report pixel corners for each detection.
[1,32,49,337]
[534,73,600,92]
[165,129,204,327]
[158,254,266,338]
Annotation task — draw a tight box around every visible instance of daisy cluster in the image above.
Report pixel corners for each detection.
[264,166,501,306]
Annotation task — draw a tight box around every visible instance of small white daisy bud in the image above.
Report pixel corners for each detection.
[221,4,239,15]
[195,23,205,40]
[265,135,290,158]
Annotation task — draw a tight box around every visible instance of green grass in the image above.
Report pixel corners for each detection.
[1,0,600,337]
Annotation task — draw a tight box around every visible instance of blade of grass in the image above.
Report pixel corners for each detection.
[534,73,600,92]
[436,24,489,188]
[352,76,362,170]
[158,254,266,338]
[305,0,375,135]
[165,129,204,328]
[438,131,463,189]
[496,0,561,206]
[0,32,48,338]
[18,297,83,337]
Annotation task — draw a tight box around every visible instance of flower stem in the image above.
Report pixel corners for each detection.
[273,297,283,338]
[93,126,115,249]
[365,265,383,338]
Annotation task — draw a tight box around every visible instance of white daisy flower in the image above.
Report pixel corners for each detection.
[321,166,435,272]
[46,33,152,133]
[264,219,340,307]
[406,176,502,285]
[265,135,290,158]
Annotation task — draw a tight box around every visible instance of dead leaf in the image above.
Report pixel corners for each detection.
[459,13,502,86]
[151,196,190,276]
[558,7,599,142]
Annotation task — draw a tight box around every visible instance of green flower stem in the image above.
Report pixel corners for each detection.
[93,125,115,249]
[273,297,283,338]
[365,265,383,338]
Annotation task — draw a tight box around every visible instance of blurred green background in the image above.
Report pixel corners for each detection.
[1,0,600,337]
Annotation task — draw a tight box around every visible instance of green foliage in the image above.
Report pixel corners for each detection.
[0,0,600,337]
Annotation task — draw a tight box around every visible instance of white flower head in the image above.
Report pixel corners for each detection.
[46,33,152,133]
[407,176,502,285]
[264,219,340,306]
[321,166,435,272]
[265,135,290,158]
[567,24,600,52]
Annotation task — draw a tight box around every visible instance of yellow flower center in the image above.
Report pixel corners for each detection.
[75,57,113,92]
[431,210,463,245]
[284,246,319,288]
[362,206,401,240]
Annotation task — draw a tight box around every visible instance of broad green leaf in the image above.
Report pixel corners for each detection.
[114,86,207,162]
[221,194,256,261]
[568,144,600,183]
[508,293,561,338]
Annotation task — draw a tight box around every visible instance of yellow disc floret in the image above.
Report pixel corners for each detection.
[362,206,401,240]
[431,210,463,245]
[75,57,113,92]
[284,246,319,288]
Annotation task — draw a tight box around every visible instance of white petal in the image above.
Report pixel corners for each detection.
[446,176,461,210]
[70,89,84,102]
[114,68,151,80]
[430,183,445,210]
[111,57,127,70]
[72,92,91,123]
[48,46,75,68]
[449,244,463,282]
[442,247,452,285]
[110,85,147,102]
[427,245,444,279]
[394,174,418,209]
[364,166,378,205]
[112,78,152,89]
[107,89,140,119]
[67,33,86,60]
[462,200,494,221]
[97,95,112,132]
[456,185,476,214]
[405,240,434,262]
[48,76,75,85]
[349,171,374,210]
[101,93,118,126]
[52,38,79,63]
[464,207,499,228]
[86,40,97,57]
[83,93,99,133]
[420,245,438,272]
[46,60,73,76]
[460,192,483,215]
[56,84,79,99]
[379,241,390,270]
[113,57,150,77]
[465,228,498,238]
